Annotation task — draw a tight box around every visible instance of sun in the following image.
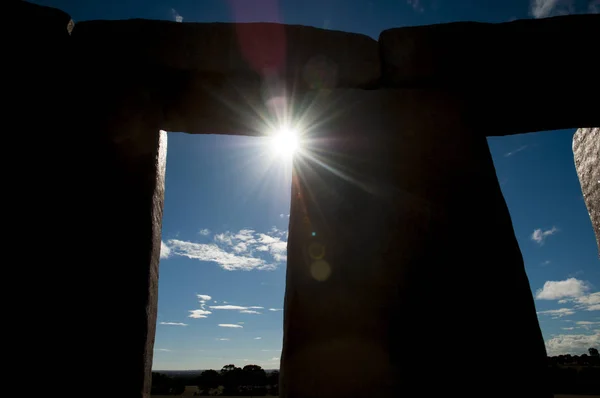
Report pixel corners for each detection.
[270,125,299,158]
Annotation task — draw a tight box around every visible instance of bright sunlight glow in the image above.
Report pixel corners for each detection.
[270,125,299,158]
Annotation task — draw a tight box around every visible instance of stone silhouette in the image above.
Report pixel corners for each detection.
[8,1,599,398]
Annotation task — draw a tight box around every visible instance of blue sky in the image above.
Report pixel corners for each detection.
[32,0,599,369]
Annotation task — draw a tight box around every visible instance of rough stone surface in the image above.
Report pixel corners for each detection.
[379,15,600,135]
[379,15,600,89]
[73,20,380,89]
[282,89,549,398]
[574,128,600,256]
[71,34,168,397]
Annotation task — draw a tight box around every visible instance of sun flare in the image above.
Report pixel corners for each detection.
[270,126,299,158]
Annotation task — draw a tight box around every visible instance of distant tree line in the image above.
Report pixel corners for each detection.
[547,347,600,395]
[152,364,279,396]
[151,347,599,396]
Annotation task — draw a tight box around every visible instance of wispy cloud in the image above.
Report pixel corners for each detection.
[162,227,287,271]
[541,260,551,266]
[209,304,264,315]
[211,305,263,310]
[537,308,576,318]
[159,322,188,326]
[530,0,574,18]
[504,145,528,157]
[171,8,183,22]
[167,240,268,270]
[217,338,230,341]
[155,348,171,352]
[160,240,171,259]
[189,309,212,318]
[531,226,559,245]
[574,292,600,311]
[189,294,214,318]
[199,228,211,236]
[576,321,600,330]
[254,337,262,340]
[189,296,266,320]
[269,308,283,312]
[219,324,243,328]
[210,305,248,310]
[536,278,590,300]
[546,333,600,355]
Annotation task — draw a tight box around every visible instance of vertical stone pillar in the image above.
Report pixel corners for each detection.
[76,101,166,398]
[281,89,550,398]
[70,29,168,394]
[573,128,600,256]
[10,3,166,396]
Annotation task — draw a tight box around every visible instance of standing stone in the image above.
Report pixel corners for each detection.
[574,128,600,256]
[281,89,550,398]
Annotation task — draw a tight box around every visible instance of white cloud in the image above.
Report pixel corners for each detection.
[535,278,590,300]
[208,304,264,315]
[189,309,212,318]
[233,242,248,253]
[160,240,171,259]
[171,8,183,22]
[530,0,573,18]
[279,214,285,218]
[531,226,559,245]
[210,305,249,310]
[199,228,211,236]
[155,348,171,352]
[219,324,243,328]
[197,294,212,301]
[504,145,528,157]
[217,338,230,341]
[166,227,287,271]
[576,321,600,330]
[254,337,262,340]
[545,333,600,356]
[214,233,233,245]
[269,308,283,312]
[537,308,575,318]
[541,260,551,266]
[562,327,575,330]
[574,292,600,311]
[167,239,270,271]
[159,322,188,326]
